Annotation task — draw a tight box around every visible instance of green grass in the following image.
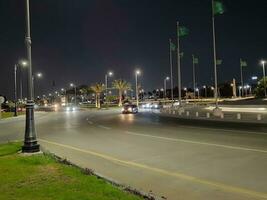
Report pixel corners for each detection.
[0,142,142,200]
[0,112,25,119]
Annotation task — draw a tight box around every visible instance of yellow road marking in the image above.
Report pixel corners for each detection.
[40,138,267,199]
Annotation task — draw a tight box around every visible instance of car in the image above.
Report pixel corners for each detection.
[65,106,77,112]
[122,104,138,114]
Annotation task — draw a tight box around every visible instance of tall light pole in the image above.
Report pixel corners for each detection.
[169,39,174,101]
[14,64,18,116]
[211,0,222,115]
[203,85,207,98]
[192,54,197,99]
[32,72,42,99]
[164,77,170,99]
[19,60,28,101]
[135,70,140,106]
[176,21,182,107]
[22,0,40,153]
[105,71,113,102]
[196,88,200,99]
[261,60,266,97]
[70,83,77,106]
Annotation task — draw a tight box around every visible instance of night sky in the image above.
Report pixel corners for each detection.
[0,0,267,99]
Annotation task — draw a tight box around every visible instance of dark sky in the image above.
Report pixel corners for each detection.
[1,0,267,99]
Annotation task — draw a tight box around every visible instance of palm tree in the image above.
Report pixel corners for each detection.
[112,79,131,106]
[90,83,104,108]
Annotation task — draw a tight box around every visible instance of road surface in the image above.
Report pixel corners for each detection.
[0,109,267,200]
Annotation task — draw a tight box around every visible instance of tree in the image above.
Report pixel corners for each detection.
[255,77,267,97]
[112,79,131,106]
[90,83,104,108]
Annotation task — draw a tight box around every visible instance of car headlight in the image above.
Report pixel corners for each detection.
[72,107,76,111]
[128,107,132,112]
[66,107,70,111]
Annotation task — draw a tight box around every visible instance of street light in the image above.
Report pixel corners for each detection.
[14,60,29,116]
[32,72,43,99]
[251,76,258,81]
[70,83,77,106]
[261,60,266,97]
[203,85,207,98]
[238,86,242,97]
[135,70,141,106]
[196,88,200,99]
[164,77,170,99]
[105,71,113,102]
[22,0,40,153]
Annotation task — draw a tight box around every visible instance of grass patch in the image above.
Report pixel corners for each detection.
[0,142,142,200]
[0,112,25,119]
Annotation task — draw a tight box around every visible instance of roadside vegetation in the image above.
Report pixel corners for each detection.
[0,142,142,200]
[0,112,25,119]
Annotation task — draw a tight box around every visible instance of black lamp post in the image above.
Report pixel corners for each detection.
[22,0,40,153]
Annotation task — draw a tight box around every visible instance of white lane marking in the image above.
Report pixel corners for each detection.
[124,131,267,154]
[97,125,112,130]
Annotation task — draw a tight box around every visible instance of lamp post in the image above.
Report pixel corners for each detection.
[70,83,77,106]
[14,60,28,116]
[32,72,42,99]
[22,0,40,153]
[196,88,200,99]
[105,71,113,102]
[135,70,140,106]
[203,85,207,98]
[261,60,266,97]
[14,64,18,117]
[164,77,170,99]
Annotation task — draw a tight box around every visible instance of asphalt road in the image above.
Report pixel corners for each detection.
[0,109,267,200]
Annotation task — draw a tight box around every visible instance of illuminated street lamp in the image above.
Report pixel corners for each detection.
[164,77,170,98]
[251,76,258,81]
[135,70,141,106]
[14,60,29,116]
[261,60,266,97]
[70,83,77,106]
[32,72,43,98]
[105,71,113,102]
[196,88,200,99]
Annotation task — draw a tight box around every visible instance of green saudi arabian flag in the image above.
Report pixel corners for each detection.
[170,41,176,51]
[240,59,247,67]
[193,57,199,64]
[178,26,189,37]
[216,59,223,65]
[213,0,225,15]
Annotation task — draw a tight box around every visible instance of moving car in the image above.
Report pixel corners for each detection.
[122,104,138,114]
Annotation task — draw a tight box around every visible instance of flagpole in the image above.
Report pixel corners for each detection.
[176,21,182,107]
[169,39,174,101]
[212,0,219,110]
[192,54,196,99]
[240,58,244,97]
